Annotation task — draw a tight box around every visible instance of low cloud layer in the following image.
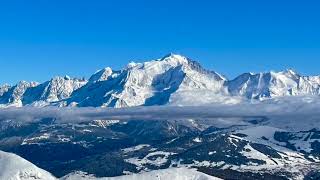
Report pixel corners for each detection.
[0,96,319,126]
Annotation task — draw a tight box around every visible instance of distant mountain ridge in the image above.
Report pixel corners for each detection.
[1,53,320,107]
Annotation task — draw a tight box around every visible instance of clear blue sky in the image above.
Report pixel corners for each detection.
[0,0,319,84]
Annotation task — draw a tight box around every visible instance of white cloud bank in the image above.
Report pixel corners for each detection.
[0,96,319,131]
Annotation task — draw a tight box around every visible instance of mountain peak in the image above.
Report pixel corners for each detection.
[126,61,141,69]
[159,53,225,80]
[89,67,113,82]
[160,53,189,64]
[284,68,299,76]
[161,52,185,59]
[268,69,301,80]
[64,75,71,80]
[16,80,39,87]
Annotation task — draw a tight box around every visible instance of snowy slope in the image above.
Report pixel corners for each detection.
[0,150,220,180]
[88,67,113,83]
[0,150,56,180]
[0,150,222,180]
[61,168,221,180]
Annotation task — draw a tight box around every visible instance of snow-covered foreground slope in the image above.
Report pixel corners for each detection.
[0,149,221,180]
[61,168,222,180]
[0,151,219,180]
[1,53,320,108]
[0,150,56,180]
[0,150,220,180]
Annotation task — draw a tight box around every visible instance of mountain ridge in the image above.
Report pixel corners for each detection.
[1,54,319,107]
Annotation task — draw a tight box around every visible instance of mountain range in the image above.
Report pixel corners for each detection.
[1,53,320,108]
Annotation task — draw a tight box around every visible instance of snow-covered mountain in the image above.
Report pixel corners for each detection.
[0,150,56,180]
[227,69,320,99]
[65,53,227,107]
[1,54,320,107]
[24,76,87,106]
[0,84,10,96]
[0,77,86,107]
[0,81,39,107]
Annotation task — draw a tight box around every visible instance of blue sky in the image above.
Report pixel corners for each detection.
[0,0,319,84]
